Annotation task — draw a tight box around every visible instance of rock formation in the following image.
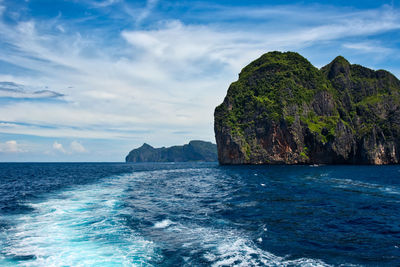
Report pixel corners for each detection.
[125,140,217,162]
[214,51,400,164]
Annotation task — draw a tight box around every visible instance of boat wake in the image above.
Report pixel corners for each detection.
[0,174,158,266]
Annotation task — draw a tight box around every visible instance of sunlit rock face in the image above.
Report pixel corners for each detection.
[214,51,400,165]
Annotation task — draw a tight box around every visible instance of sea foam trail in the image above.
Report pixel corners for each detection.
[0,174,159,266]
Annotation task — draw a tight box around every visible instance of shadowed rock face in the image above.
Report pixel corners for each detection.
[214,51,400,165]
[125,140,217,162]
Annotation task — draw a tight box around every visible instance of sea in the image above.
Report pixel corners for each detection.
[0,162,399,266]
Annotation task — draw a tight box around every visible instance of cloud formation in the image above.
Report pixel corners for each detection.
[70,141,87,153]
[52,140,88,155]
[52,141,66,153]
[0,140,25,153]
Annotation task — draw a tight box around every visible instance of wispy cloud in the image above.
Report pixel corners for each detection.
[342,41,394,54]
[135,0,159,26]
[0,82,64,99]
[89,0,121,8]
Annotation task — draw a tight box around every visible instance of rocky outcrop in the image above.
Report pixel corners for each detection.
[214,51,400,164]
[125,140,217,162]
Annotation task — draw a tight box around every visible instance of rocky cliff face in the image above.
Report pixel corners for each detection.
[214,51,400,164]
[125,140,217,162]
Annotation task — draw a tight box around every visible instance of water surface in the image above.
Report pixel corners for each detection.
[0,163,399,266]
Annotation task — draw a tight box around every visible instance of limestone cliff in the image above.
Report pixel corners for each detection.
[214,51,400,164]
[125,140,217,162]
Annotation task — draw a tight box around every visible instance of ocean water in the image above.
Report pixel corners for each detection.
[0,163,399,266]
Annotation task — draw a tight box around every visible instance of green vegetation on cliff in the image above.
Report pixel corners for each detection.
[216,52,331,120]
[214,51,400,164]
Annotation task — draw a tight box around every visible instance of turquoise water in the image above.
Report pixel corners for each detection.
[0,163,399,266]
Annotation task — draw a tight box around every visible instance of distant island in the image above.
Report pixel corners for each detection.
[125,140,217,162]
[214,51,400,165]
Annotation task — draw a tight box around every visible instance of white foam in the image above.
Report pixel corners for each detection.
[205,237,329,267]
[153,219,174,229]
[154,218,331,267]
[209,237,331,267]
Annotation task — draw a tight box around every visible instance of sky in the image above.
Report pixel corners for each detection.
[0,0,400,162]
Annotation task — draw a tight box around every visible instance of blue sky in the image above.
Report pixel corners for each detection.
[0,0,399,161]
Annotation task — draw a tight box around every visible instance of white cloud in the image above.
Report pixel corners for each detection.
[52,141,66,153]
[5,140,18,152]
[0,140,26,153]
[70,141,87,153]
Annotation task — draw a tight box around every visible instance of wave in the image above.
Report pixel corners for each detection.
[304,172,400,197]
[328,178,400,196]
[206,237,330,267]
[153,219,331,267]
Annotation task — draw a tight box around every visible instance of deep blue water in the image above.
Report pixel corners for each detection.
[0,163,399,266]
